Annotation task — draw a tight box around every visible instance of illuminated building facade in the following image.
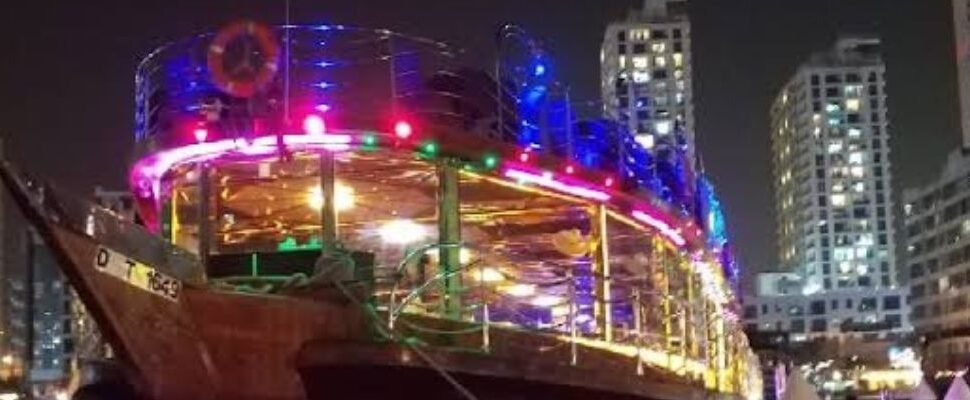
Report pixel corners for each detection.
[903,150,970,372]
[601,0,693,158]
[770,36,896,295]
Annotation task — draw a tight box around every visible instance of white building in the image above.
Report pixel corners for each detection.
[953,0,970,148]
[770,36,896,293]
[746,36,908,342]
[600,0,693,157]
[902,150,970,372]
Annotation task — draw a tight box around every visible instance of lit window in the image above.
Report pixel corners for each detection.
[844,84,863,97]
[832,182,845,193]
[848,128,861,137]
[825,103,840,113]
[839,261,853,273]
[827,140,843,154]
[853,182,865,192]
[674,69,684,79]
[963,219,970,234]
[675,92,684,104]
[849,152,864,164]
[673,53,683,67]
[831,194,847,207]
[846,98,861,111]
[632,71,650,83]
[632,56,649,69]
[676,80,685,90]
[654,56,667,67]
[634,134,655,149]
[850,166,865,178]
[655,120,672,135]
[651,42,666,53]
[855,247,869,259]
[813,126,821,137]
[828,118,840,126]
[618,56,626,69]
[813,114,821,123]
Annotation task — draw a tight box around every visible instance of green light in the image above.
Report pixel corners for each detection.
[421,141,438,155]
[362,134,378,147]
[483,154,499,169]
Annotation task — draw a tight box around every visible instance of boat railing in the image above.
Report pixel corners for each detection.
[376,240,726,389]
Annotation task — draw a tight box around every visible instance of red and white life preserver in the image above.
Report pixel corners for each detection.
[207,20,281,98]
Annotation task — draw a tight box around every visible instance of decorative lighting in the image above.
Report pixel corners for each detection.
[378,219,426,245]
[361,134,378,148]
[303,114,326,136]
[501,283,536,297]
[477,267,505,283]
[503,168,611,201]
[565,165,576,174]
[307,183,355,211]
[482,154,499,169]
[533,63,546,77]
[630,210,686,247]
[193,127,209,143]
[420,141,438,155]
[530,294,562,307]
[604,177,615,188]
[518,151,531,163]
[394,120,413,139]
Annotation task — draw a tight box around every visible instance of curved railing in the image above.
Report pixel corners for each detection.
[374,240,748,393]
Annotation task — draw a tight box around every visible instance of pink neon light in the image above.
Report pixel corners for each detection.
[131,133,354,191]
[503,168,611,201]
[303,115,326,136]
[394,121,413,139]
[193,127,208,143]
[630,210,687,247]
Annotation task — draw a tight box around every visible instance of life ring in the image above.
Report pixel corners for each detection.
[207,20,281,98]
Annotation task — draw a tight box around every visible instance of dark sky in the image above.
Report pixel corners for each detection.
[0,0,959,281]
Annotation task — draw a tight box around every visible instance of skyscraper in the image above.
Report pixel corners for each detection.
[953,0,970,148]
[770,36,896,294]
[743,37,909,347]
[600,0,693,157]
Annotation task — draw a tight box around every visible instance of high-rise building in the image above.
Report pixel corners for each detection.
[902,150,970,372]
[770,36,897,294]
[6,228,73,389]
[953,0,970,148]
[744,37,909,348]
[600,0,693,156]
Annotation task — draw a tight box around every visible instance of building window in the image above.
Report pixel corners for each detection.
[885,314,901,328]
[811,318,827,332]
[810,300,826,315]
[633,43,646,54]
[743,305,757,319]
[790,319,806,333]
[860,297,877,311]
[811,75,820,85]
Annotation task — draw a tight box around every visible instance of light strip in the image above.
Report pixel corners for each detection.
[131,133,354,198]
[503,168,611,202]
[630,210,686,247]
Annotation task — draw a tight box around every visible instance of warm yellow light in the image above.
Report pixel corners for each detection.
[378,219,427,245]
[501,283,536,297]
[308,183,355,211]
[478,267,505,283]
[845,98,861,111]
[0,355,12,366]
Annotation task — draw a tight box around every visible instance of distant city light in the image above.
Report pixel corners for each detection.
[378,219,426,245]
[303,114,326,136]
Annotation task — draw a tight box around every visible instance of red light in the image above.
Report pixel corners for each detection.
[518,152,530,163]
[193,127,208,143]
[604,177,615,187]
[394,121,413,139]
[303,115,326,136]
[565,165,576,174]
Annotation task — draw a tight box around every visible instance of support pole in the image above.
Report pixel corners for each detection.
[634,286,644,376]
[320,152,337,246]
[197,163,211,268]
[438,161,462,319]
[592,204,612,342]
[568,268,577,366]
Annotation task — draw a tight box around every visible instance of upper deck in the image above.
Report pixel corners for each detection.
[122,22,757,398]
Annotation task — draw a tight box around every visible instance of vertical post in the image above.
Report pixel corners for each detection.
[320,152,337,246]
[634,286,644,376]
[481,267,490,353]
[564,88,574,159]
[438,161,462,319]
[658,237,672,369]
[197,163,211,268]
[568,268,577,366]
[592,205,612,342]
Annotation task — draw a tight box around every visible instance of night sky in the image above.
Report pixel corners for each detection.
[0,0,959,283]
